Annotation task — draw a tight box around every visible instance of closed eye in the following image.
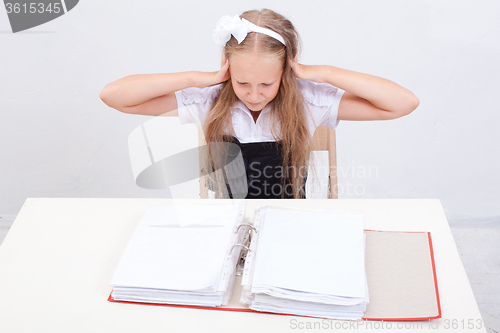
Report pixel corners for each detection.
[237,82,272,86]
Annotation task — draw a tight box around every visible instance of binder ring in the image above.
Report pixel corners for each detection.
[234,223,257,234]
[230,244,251,253]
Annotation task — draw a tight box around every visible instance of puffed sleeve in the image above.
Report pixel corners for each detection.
[297,79,345,130]
[174,85,221,127]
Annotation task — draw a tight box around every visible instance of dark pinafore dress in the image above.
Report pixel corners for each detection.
[210,136,306,199]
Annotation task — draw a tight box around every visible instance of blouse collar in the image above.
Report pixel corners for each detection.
[235,100,273,115]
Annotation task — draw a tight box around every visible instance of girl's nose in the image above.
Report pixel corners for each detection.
[248,88,260,102]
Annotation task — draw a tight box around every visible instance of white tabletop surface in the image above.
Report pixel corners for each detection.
[0,198,486,332]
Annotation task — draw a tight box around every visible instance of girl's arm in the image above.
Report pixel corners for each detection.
[99,60,230,116]
[290,60,419,120]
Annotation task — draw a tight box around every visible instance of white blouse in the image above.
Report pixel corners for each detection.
[175,78,344,144]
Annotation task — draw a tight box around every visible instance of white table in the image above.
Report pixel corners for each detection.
[0,198,486,332]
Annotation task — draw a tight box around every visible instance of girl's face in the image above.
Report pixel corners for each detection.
[229,52,283,112]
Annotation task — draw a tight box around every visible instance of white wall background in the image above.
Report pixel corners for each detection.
[1,0,499,222]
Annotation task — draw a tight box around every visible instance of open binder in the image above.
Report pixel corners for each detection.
[108,203,441,321]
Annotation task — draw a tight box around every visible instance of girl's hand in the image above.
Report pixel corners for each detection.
[214,59,231,84]
[290,57,325,83]
[194,59,230,88]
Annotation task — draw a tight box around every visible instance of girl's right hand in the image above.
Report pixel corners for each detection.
[194,59,230,88]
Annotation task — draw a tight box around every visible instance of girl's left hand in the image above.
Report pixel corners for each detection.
[290,57,324,83]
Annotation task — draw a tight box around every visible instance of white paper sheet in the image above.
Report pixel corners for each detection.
[251,208,365,298]
[110,203,244,295]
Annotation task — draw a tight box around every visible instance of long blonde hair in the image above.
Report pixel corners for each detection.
[204,9,311,198]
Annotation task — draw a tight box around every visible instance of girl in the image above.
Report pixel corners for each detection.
[100,9,419,199]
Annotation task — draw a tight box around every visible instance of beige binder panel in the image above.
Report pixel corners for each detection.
[363,231,440,320]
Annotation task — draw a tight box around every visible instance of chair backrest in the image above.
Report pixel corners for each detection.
[309,126,338,199]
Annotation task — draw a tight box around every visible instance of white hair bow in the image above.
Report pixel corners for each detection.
[212,14,286,46]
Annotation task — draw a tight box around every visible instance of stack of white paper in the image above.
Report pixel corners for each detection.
[110,203,246,307]
[240,207,368,319]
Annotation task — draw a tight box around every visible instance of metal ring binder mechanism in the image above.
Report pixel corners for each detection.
[230,244,251,253]
[232,222,255,276]
[234,223,257,234]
